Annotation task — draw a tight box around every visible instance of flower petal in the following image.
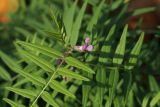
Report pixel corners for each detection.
[74,46,84,52]
[85,37,90,44]
[86,45,93,51]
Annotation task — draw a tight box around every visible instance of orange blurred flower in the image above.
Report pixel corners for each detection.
[0,0,19,23]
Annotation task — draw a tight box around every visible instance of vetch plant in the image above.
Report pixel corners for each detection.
[0,0,160,107]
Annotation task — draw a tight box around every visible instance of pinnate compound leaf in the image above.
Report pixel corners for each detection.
[6,87,37,99]
[17,49,55,73]
[12,67,46,87]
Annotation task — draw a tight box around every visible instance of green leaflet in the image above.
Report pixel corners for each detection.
[99,25,116,63]
[65,80,82,100]
[3,98,25,107]
[107,25,127,106]
[12,67,46,87]
[125,32,144,70]
[96,67,106,107]
[122,72,132,106]
[149,75,159,92]
[127,89,134,107]
[0,66,11,81]
[0,51,21,69]
[13,79,29,87]
[49,80,75,98]
[113,96,121,107]
[17,49,55,73]
[150,91,160,107]
[6,87,37,99]
[63,0,77,43]
[131,7,157,16]
[65,57,94,74]
[16,41,63,57]
[13,67,44,87]
[58,68,90,81]
[142,93,152,107]
[113,25,127,65]
[70,0,88,46]
[107,69,119,107]
[41,91,59,107]
[110,0,123,11]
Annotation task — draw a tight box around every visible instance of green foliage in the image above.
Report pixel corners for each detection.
[0,0,160,107]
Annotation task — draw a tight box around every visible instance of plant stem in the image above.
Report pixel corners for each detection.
[30,60,64,107]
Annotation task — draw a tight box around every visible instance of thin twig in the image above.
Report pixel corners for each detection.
[30,59,64,107]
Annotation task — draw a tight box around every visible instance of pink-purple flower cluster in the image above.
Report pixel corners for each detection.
[74,37,93,52]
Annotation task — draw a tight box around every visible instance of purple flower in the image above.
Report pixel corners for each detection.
[82,44,88,50]
[74,37,93,52]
